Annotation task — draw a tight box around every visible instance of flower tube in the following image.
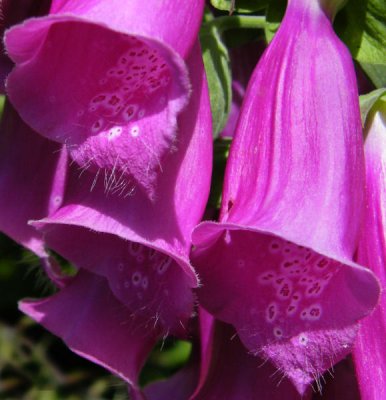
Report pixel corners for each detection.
[18,40,212,392]
[191,0,380,393]
[5,0,204,197]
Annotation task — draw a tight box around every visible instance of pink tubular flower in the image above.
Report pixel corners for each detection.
[353,104,386,399]
[191,0,380,393]
[5,0,204,197]
[3,0,212,392]
[21,33,211,400]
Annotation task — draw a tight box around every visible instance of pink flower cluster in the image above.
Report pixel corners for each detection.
[0,0,384,398]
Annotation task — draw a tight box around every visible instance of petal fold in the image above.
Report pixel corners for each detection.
[19,270,158,388]
[0,103,67,256]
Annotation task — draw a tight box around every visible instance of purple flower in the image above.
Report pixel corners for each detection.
[353,105,386,399]
[5,0,204,197]
[191,0,380,393]
[3,0,212,392]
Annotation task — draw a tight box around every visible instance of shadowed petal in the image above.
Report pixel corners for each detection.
[19,269,158,389]
[192,318,309,400]
[0,103,67,256]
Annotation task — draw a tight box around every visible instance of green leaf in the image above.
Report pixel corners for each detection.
[335,0,386,87]
[208,138,232,208]
[200,22,232,137]
[210,0,268,13]
[359,62,386,88]
[359,88,386,126]
[264,0,286,43]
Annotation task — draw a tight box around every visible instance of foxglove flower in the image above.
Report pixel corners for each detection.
[12,14,212,396]
[353,104,386,399]
[191,0,380,393]
[5,0,203,197]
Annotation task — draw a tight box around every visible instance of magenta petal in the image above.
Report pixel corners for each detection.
[20,269,157,388]
[29,43,211,335]
[353,110,386,399]
[0,103,67,256]
[192,319,309,400]
[6,16,190,196]
[35,225,194,335]
[192,0,380,391]
[49,0,204,58]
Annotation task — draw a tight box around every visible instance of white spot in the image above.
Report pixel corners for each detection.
[298,334,308,345]
[266,302,278,323]
[53,196,62,205]
[157,258,172,275]
[91,119,104,133]
[276,280,292,300]
[300,309,308,320]
[299,276,310,286]
[141,277,148,289]
[273,276,287,288]
[291,292,302,303]
[258,271,276,285]
[130,125,140,137]
[108,126,122,140]
[132,271,142,286]
[300,304,322,321]
[224,230,231,244]
[273,327,283,338]
[305,280,324,298]
[307,304,322,321]
[286,303,297,316]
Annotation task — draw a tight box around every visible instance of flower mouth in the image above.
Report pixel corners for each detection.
[6,17,190,195]
[192,223,380,346]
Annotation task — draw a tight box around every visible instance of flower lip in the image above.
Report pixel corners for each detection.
[191,220,381,392]
[5,14,191,197]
